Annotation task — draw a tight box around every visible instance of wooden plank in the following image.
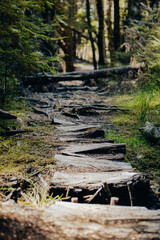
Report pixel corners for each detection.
[54,154,132,172]
[63,142,126,155]
[52,171,140,189]
[51,171,150,206]
[56,125,100,132]
[51,118,75,125]
[1,202,160,240]
[59,137,114,143]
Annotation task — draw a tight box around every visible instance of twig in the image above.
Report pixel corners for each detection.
[127,182,133,207]
[83,186,102,203]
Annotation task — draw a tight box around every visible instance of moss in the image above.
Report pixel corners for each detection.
[0,98,58,178]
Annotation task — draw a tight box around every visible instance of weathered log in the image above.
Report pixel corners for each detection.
[23,65,141,85]
[0,109,17,119]
[1,201,160,240]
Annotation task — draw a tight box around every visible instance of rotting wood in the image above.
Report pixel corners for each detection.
[0,109,17,119]
[59,137,114,143]
[56,124,100,132]
[63,142,126,155]
[51,171,150,206]
[54,154,132,171]
[110,197,119,205]
[0,202,160,240]
[83,186,103,202]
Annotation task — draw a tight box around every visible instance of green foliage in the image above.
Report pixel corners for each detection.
[0,0,59,99]
[124,6,160,89]
[105,89,160,182]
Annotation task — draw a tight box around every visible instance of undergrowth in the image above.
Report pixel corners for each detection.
[105,89,160,185]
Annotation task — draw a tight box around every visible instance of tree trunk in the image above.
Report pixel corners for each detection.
[86,0,97,70]
[96,0,106,66]
[114,0,120,51]
[106,0,115,63]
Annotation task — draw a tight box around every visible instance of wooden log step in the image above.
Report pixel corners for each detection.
[51,171,149,206]
[54,154,132,172]
[56,125,100,132]
[59,137,114,143]
[52,171,140,189]
[61,152,125,161]
[63,142,126,155]
[51,118,75,125]
[0,202,160,240]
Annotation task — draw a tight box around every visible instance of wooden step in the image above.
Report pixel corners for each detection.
[55,154,132,172]
[1,202,159,240]
[51,171,149,206]
[62,142,126,155]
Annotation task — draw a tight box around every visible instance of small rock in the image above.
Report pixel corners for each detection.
[137,154,143,159]
[140,121,160,144]
[16,117,25,128]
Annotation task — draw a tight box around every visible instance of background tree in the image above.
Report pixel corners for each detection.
[86,0,97,69]
[96,0,106,66]
[114,0,120,51]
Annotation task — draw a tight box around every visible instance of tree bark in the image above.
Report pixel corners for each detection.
[114,0,120,51]
[106,0,115,62]
[96,0,106,66]
[86,0,97,70]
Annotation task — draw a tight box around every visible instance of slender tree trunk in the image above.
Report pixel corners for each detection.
[114,0,120,51]
[106,0,115,63]
[96,0,106,66]
[64,28,75,72]
[86,0,97,70]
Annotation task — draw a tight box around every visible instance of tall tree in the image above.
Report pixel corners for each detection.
[106,0,115,62]
[114,0,120,51]
[86,0,97,69]
[56,0,75,72]
[96,0,106,66]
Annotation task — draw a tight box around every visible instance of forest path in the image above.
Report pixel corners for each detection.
[1,76,160,239]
